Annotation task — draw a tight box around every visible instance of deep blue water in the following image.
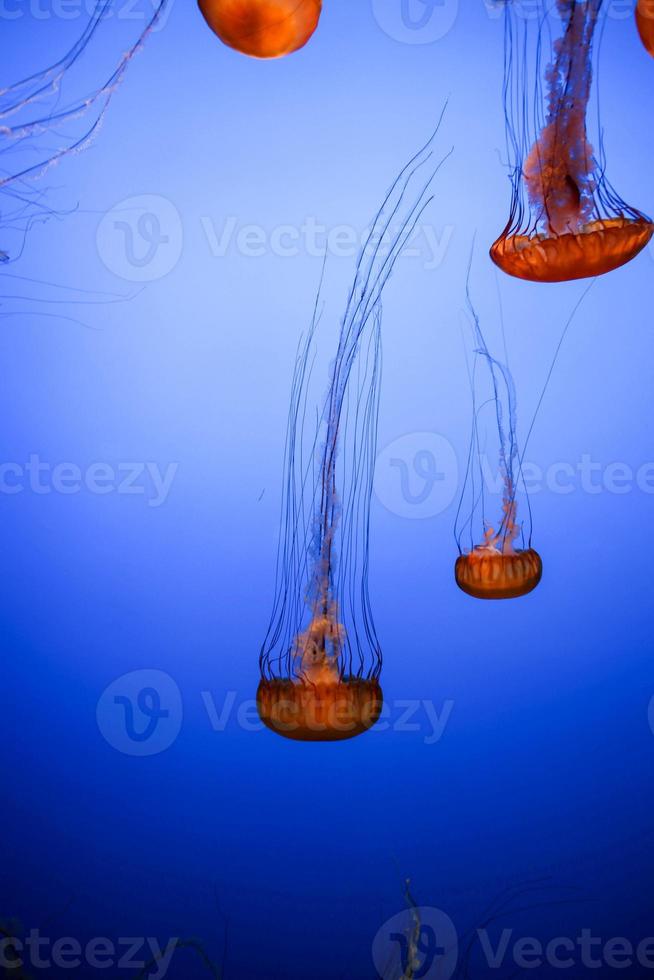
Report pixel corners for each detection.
[2,2,654,977]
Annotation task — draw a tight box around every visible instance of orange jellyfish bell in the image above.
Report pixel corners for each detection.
[492,0,653,283]
[455,547,542,601]
[257,677,383,742]
[197,0,322,59]
[490,218,653,285]
[636,0,654,56]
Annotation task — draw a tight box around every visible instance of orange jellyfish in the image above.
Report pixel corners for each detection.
[258,132,444,740]
[257,305,384,741]
[455,286,541,601]
[636,0,654,56]
[491,0,653,283]
[455,492,542,601]
[197,0,322,59]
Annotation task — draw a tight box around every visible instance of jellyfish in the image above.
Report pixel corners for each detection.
[258,127,447,740]
[197,0,322,59]
[455,282,541,600]
[491,0,653,283]
[636,0,654,56]
[0,0,167,265]
[455,487,543,600]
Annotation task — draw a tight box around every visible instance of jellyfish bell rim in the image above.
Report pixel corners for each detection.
[256,677,383,742]
[197,0,322,60]
[490,217,654,283]
[455,548,543,601]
